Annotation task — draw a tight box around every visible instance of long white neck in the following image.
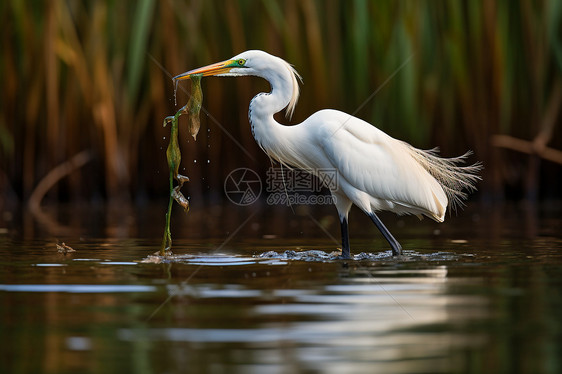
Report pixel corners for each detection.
[248,65,297,164]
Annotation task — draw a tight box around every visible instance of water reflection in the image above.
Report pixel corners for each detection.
[0,284,155,293]
[113,261,489,373]
[0,203,561,373]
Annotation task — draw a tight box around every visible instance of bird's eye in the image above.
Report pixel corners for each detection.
[237,59,246,66]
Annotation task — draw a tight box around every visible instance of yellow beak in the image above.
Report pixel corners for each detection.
[173,59,235,81]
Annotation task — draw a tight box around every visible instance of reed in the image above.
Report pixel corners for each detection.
[0,0,560,207]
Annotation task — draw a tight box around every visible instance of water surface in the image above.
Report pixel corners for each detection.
[1,203,561,373]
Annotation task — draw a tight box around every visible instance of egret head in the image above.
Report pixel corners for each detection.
[174,50,300,80]
[174,50,302,118]
[173,51,259,80]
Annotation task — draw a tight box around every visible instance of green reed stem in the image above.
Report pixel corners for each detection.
[160,107,182,256]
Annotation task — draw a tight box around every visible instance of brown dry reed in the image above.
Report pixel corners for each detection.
[0,0,561,207]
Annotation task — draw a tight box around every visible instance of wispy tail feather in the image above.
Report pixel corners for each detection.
[405,145,483,212]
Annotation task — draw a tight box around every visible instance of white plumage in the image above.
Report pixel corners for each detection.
[175,50,481,258]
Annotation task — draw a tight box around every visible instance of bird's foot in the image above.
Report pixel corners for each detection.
[391,243,402,256]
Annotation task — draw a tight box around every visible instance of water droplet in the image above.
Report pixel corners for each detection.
[174,79,179,106]
[193,160,197,163]
[207,160,210,164]
[163,136,166,140]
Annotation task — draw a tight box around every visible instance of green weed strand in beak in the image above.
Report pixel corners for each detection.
[187,74,202,140]
[159,74,204,256]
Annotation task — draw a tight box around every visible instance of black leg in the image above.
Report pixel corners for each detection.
[340,217,351,259]
[368,212,402,256]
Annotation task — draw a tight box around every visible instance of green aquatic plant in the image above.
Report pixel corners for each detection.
[187,74,203,140]
[160,74,202,255]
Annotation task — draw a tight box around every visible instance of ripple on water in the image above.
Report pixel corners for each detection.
[0,284,156,293]
[140,249,463,264]
[141,254,258,266]
[257,249,462,262]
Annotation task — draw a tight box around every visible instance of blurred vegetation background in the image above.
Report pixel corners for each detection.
[1,0,561,212]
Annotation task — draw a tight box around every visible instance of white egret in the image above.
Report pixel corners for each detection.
[175,50,481,258]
